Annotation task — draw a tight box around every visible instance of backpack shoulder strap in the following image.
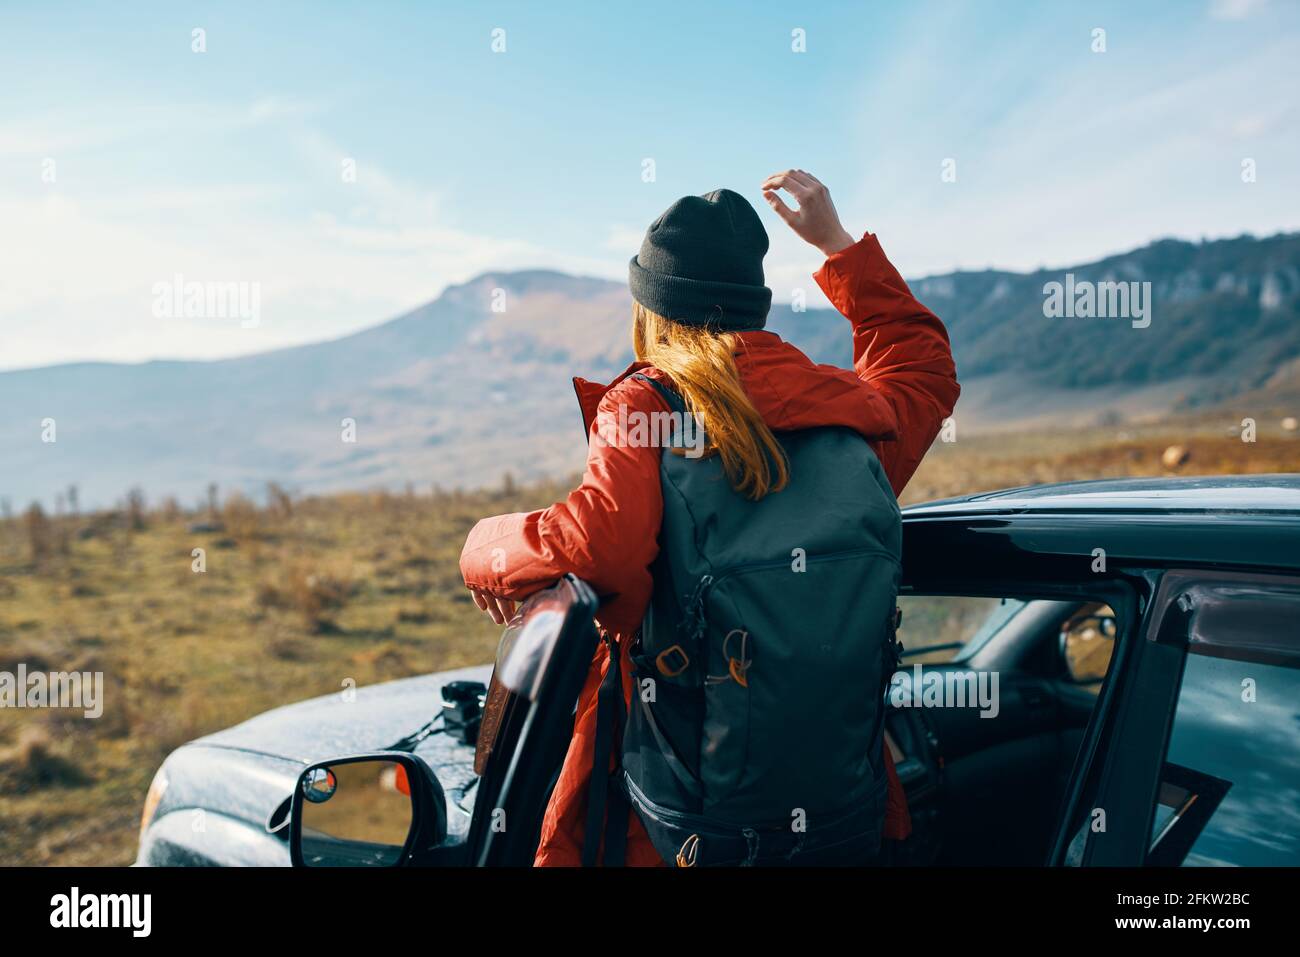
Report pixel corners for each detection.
[581,372,693,866]
[581,631,630,867]
[631,371,687,417]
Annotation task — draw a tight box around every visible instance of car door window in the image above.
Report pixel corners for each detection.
[895,595,1027,663]
[895,592,1125,866]
[1148,577,1300,865]
[467,576,599,866]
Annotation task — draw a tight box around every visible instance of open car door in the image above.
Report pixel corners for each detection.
[287,575,598,868]
[465,575,600,866]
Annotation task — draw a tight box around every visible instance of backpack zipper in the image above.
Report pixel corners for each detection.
[624,771,874,841]
[678,573,715,645]
[624,772,768,839]
[681,546,900,645]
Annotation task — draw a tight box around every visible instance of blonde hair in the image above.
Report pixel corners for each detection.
[632,302,788,500]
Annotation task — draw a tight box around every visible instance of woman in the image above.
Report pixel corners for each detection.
[461,169,959,866]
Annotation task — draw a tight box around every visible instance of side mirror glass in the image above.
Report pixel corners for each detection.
[290,753,446,867]
[1060,603,1117,684]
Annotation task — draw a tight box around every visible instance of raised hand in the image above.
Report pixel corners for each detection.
[761,169,856,258]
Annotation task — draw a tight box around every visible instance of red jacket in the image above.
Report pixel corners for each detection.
[461,233,960,866]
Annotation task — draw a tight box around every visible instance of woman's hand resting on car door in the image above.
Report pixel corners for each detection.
[468,586,517,626]
[761,169,856,257]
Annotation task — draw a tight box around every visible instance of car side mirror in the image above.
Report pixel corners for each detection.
[289,752,447,867]
[1059,608,1118,684]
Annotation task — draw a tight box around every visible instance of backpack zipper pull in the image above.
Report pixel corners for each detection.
[681,574,714,643]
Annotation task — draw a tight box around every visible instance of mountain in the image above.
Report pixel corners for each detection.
[779,232,1300,426]
[2,232,1298,510]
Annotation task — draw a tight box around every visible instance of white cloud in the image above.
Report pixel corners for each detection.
[604,224,645,254]
[1209,0,1268,20]
[836,20,1300,278]
[0,97,321,158]
[0,116,626,370]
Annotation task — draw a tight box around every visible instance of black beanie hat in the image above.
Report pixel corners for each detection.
[629,188,772,331]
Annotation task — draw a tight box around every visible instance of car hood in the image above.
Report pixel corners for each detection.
[193,663,493,764]
[145,664,495,861]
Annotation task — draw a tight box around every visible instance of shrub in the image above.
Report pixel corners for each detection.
[23,504,52,567]
[125,488,147,532]
[258,562,355,633]
[222,493,261,541]
[0,725,90,793]
[266,482,294,520]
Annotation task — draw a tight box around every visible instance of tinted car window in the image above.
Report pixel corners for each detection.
[894,595,1027,663]
[1150,580,1300,866]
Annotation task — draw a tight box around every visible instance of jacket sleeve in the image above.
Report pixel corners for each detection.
[813,233,960,495]
[459,379,664,630]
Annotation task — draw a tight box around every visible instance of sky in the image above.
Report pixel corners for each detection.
[1,0,1297,371]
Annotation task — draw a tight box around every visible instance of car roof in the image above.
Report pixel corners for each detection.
[903,473,1300,518]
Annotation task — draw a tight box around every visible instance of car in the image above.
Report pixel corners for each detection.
[133,474,1300,868]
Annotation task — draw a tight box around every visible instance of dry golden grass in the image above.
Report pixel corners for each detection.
[0,418,1296,865]
[0,478,564,865]
[900,417,1300,505]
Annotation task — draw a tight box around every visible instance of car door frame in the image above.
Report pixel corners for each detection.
[1079,567,1300,865]
[465,574,600,866]
[900,511,1150,865]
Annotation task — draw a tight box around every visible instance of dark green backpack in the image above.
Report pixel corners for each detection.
[584,373,902,867]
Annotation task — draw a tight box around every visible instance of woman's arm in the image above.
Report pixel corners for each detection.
[459,377,666,630]
[811,233,959,493]
[763,169,960,494]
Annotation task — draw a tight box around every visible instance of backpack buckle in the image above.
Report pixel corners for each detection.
[656,645,690,678]
[723,629,751,688]
[676,833,700,868]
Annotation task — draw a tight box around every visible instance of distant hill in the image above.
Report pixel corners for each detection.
[782,232,1300,425]
[2,232,1297,510]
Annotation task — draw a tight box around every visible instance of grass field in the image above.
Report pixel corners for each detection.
[1,416,1297,865]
